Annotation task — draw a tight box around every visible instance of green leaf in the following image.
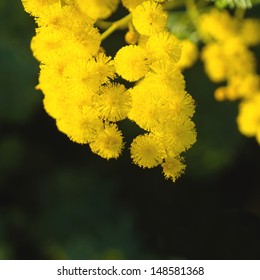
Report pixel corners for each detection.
[167,11,199,42]
[213,0,259,9]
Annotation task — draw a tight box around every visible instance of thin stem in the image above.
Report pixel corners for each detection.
[128,20,135,33]
[100,13,132,41]
[97,0,187,42]
[95,20,113,30]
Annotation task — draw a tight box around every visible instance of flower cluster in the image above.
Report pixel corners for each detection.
[21,0,197,182]
[199,8,260,144]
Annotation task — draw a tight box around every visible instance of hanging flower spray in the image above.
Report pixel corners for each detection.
[21,0,260,182]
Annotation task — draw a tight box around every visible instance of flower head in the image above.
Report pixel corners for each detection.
[132,1,167,36]
[130,133,166,168]
[21,0,58,17]
[147,31,182,64]
[114,45,150,81]
[122,0,146,11]
[162,156,185,182]
[76,0,120,20]
[56,106,103,144]
[237,94,260,144]
[93,83,132,122]
[177,40,199,70]
[89,123,124,159]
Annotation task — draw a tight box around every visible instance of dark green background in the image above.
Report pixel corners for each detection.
[0,0,260,259]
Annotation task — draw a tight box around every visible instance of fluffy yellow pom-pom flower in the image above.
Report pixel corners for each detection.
[201,43,227,82]
[64,58,103,102]
[56,106,103,144]
[31,24,101,64]
[177,40,199,70]
[128,81,170,131]
[241,19,260,46]
[93,83,132,122]
[35,3,94,30]
[114,45,150,82]
[147,60,185,91]
[132,1,167,36]
[130,134,166,168]
[21,0,58,17]
[122,0,146,11]
[237,94,260,144]
[76,0,120,20]
[21,0,198,183]
[199,9,237,42]
[89,123,124,159]
[158,117,197,155]
[162,156,185,182]
[215,74,260,101]
[147,31,182,63]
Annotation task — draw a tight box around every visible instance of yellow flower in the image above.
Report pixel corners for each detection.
[201,43,227,82]
[56,106,103,144]
[147,31,182,64]
[128,81,170,131]
[130,133,166,168]
[35,3,93,30]
[166,90,195,119]
[122,0,146,11]
[158,117,197,155]
[63,53,114,104]
[177,40,199,70]
[202,38,257,83]
[31,27,67,63]
[147,60,185,91]
[137,35,149,47]
[199,8,238,42]
[31,24,101,64]
[21,0,58,17]
[76,0,119,20]
[237,94,260,144]
[114,45,150,82]
[89,123,124,159]
[215,74,260,101]
[123,0,165,11]
[162,156,185,182]
[43,93,67,119]
[92,83,132,122]
[38,60,66,93]
[64,58,103,102]
[38,62,68,118]
[128,77,194,132]
[92,53,116,84]
[232,74,260,99]
[21,0,197,182]
[241,18,260,46]
[125,30,139,45]
[69,24,101,57]
[222,37,256,77]
[132,1,167,36]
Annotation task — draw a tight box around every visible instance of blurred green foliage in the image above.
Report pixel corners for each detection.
[213,0,260,8]
[167,11,199,42]
[0,0,40,123]
[0,0,260,260]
